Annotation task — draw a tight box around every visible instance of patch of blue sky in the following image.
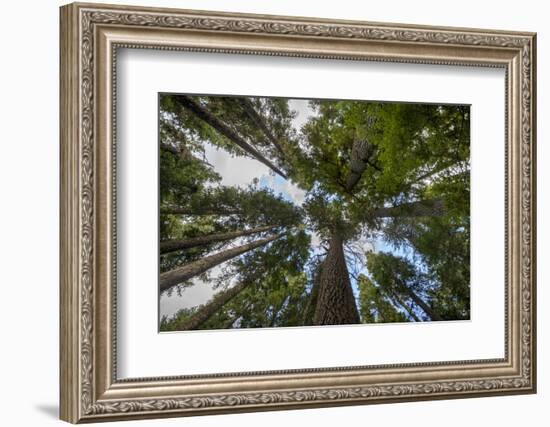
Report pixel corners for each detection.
[258,174,306,206]
[372,234,422,269]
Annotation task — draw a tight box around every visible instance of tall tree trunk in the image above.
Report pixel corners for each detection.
[174,95,287,179]
[236,98,287,159]
[373,198,446,218]
[384,288,420,322]
[400,285,442,321]
[172,281,250,330]
[160,233,283,293]
[344,139,372,192]
[313,234,361,325]
[161,205,240,216]
[160,225,276,254]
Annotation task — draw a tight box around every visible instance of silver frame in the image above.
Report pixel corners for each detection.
[60,2,536,423]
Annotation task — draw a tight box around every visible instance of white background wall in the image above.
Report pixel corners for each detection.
[0,0,546,425]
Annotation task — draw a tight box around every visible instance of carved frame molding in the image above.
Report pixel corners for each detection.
[60,2,536,423]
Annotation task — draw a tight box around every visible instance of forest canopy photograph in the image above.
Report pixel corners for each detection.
[158,93,470,332]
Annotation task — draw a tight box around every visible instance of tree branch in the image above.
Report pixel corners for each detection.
[344,139,372,192]
[160,225,277,254]
[173,95,288,179]
[161,205,241,216]
[400,284,443,321]
[236,97,287,160]
[171,281,250,330]
[160,232,284,293]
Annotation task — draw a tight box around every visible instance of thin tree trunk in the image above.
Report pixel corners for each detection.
[160,233,284,293]
[384,288,420,322]
[313,234,361,325]
[161,205,240,216]
[160,225,276,254]
[236,98,287,159]
[173,95,287,179]
[401,286,443,321]
[161,206,298,225]
[373,198,446,218]
[344,139,372,192]
[172,281,250,330]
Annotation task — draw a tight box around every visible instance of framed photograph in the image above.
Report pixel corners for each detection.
[60,2,537,423]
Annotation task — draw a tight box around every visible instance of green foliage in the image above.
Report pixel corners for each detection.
[160,94,298,173]
[206,229,311,329]
[158,93,471,330]
[365,250,469,321]
[159,148,220,205]
[160,307,197,332]
[161,230,312,330]
[357,275,407,323]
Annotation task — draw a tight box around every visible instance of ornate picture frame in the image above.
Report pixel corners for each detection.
[60,2,536,423]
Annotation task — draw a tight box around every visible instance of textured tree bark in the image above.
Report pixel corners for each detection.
[313,234,361,325]
[160,225,276,254]
[174,95,288,179]
[373,198,446,218]
[160,233,284,293]
[236,97,287,159]
[344,139,372,192]
[172,281,250,330]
